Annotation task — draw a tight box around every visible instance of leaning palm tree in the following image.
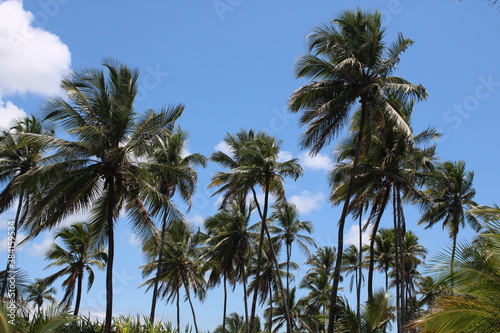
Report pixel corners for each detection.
[210,129,303,333]
[20,59,184,333]
[418,161,480,276]
[43,222,107,316]
[270,202,315,300]
[0,116,54,297]
[288,9,427,332]
[145,128,207,324]
[25,279,57,314]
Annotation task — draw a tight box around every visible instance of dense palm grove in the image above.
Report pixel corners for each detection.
[1,8,499,333]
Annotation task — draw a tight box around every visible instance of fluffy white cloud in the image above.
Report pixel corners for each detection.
[344,223,372,248]
[277,150,293,162]
[188,214,205,226]
[0,0,71,96]
[28,234,54,258]
[0,99,27,130]
[214,140,233,156]
[299,152,333,171]
[289,191,325,214]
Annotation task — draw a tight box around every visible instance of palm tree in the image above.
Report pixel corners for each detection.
[341,243,367,328]
[411,228,500,332]
[265,287,313,333]
[373,228,394,291]
[288,9,427,332]
[418,161,480,276]
[21,60,184,333]
[43,222,107,316]
[146,127,207,323]
[0,116,54,297]
[25,279,57,313]
[204,199,258,331]
[270,202,315,300]
[210,129,303,333]
[214,313,262,333]
[141,225,207,333]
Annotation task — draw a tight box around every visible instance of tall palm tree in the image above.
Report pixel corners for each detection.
[210,129,303,333]
[270,202,315,300]
[146,127,207,323]
[288,9,427,332]
[418,161,480,275]
[25,279,57,313]
[341,243,367,328]
[141,224,207,333]
[21,60,184,333]
[0,116,54,297]
[43,222,107,316]
[204,199,258,331]
[373,228,394,291]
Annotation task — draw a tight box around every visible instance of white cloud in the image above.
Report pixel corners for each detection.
[214,140,233,156]
[277,150,293,162]
[28,234,54,258]
[344,223,372,248]
[0,99,27,129]
[289,191,325,214]
[299,152,333,171]
[188,214,204,226]
[0,0,71,97]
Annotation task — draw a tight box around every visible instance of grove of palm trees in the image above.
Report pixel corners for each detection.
[1,3,499,333]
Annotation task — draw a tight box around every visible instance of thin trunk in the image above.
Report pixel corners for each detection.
[1,192,24,297]
[73,267,83,316]
[396,188,406,328]
[104,180,115,333]
[392,188,402,333]
[269,279,273,333]
[327,98,367,333]
[150,217,168,323]
[451,229,458,290]
[223,274,228,333]
[356,213,362,333]
[242,267,249,329]
[186,287,200,333]
[367,187,390,300]
[286,242,291,333]
[177,289,181,333]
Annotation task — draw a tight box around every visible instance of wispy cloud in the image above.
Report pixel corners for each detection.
[299,152,333,171]
[289,191,325,214]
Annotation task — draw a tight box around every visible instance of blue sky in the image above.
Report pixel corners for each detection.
[1,0,500,331]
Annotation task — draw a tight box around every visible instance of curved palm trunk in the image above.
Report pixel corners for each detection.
[73,267,84,316]
[269,279,273,333]
[367,187,390,300]
[327,99,367,333]
[1,192,24,297]
[150,217,168,323]
[104,180,115,333]
[185,287,200,333]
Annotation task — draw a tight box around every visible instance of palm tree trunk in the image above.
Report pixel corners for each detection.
[242,267,249,329]
[327,99,367,333]
[177,289,181,333]
[104,180,115,333]
[269,279,273,333]
[356,212,362,333]
[1,192,24,297]
[150,216,168,323]
[73,267,84,316]
[367,186,390,301]
[396,188,407,328]
[185,287,200,333]
[451,229,458,290]
[223,273,228,333]
[392,187,402,333]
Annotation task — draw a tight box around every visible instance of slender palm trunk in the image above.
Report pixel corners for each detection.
[356,213,362,333]
[177,290,181,333]
[73,268,84,316]
[150,217,168,323]
[1,192,24,297]
[286,243,291,299]
[396,188,407,328]
[392,188,402,333]
[242,268,249,328]
[185,287,199,333]
[223,274,228,333]
[104,180,115,333]
[367,187,390,300]
[451,229,458,289]
[327,99,367,333]
[269,280,273,333]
